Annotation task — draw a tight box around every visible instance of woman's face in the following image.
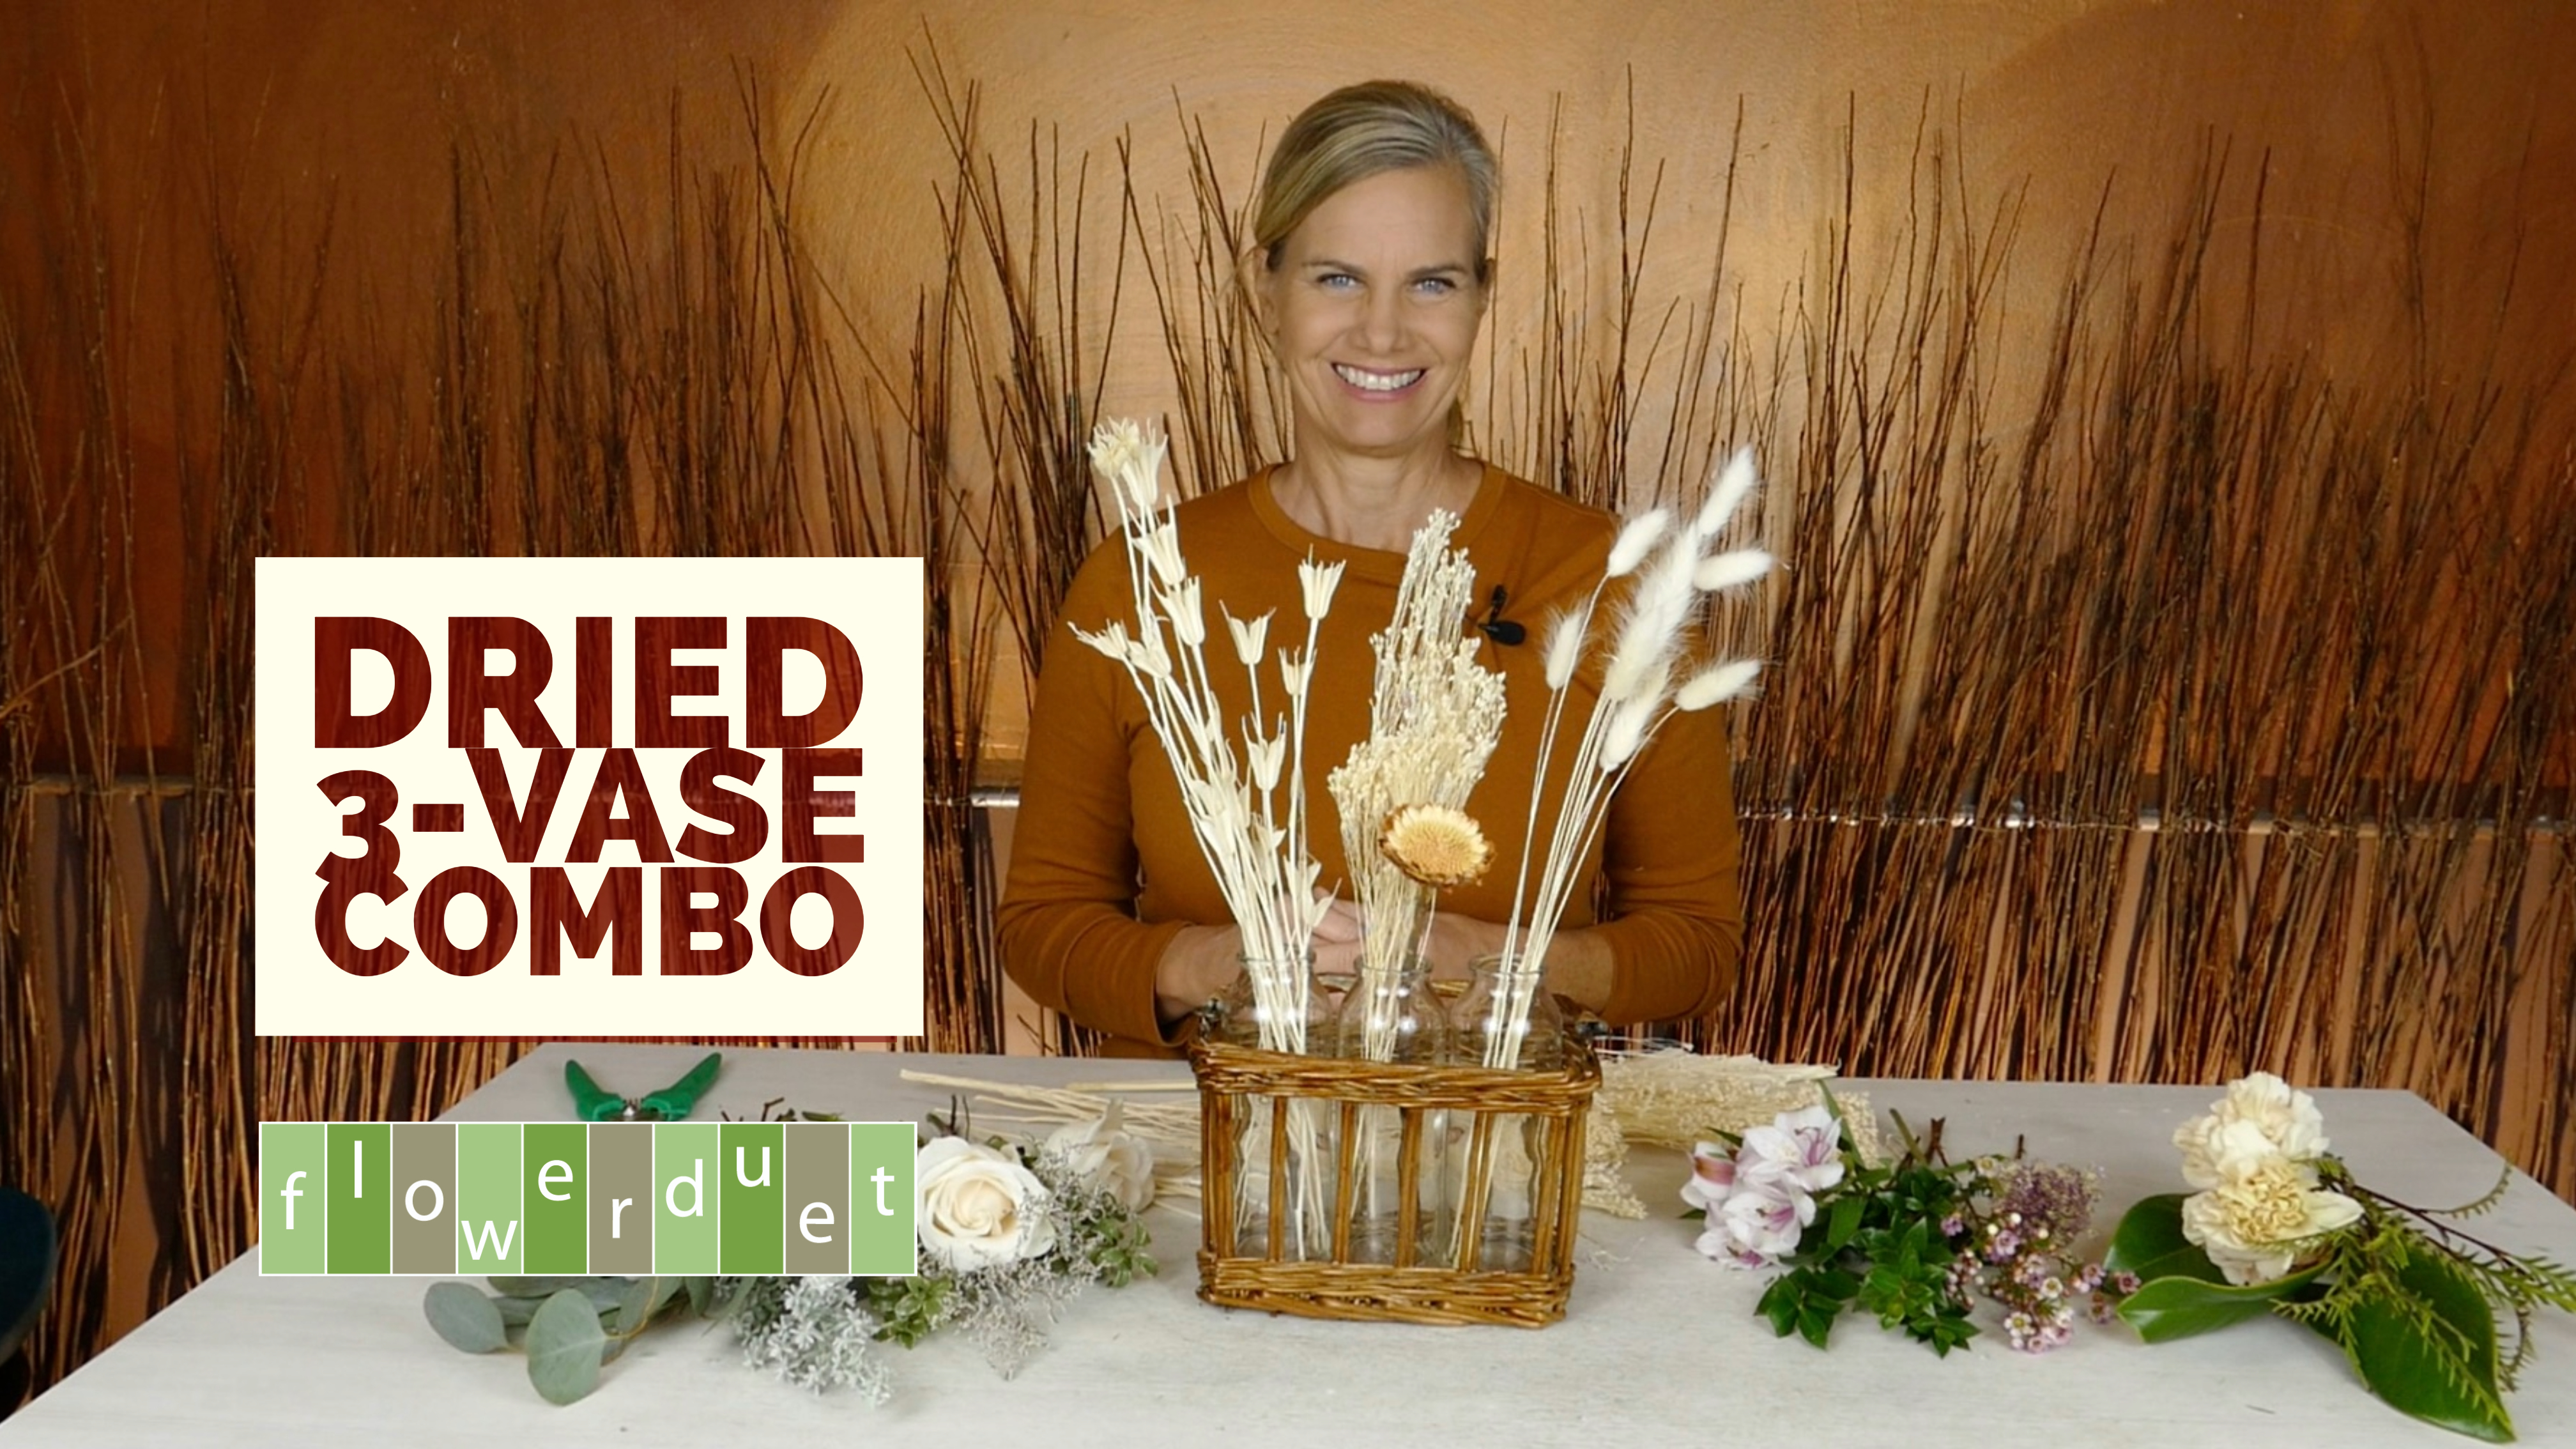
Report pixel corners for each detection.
[1257,164,1488,468]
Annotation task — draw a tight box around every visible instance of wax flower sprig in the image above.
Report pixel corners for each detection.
[2105,1073,2576,1441]
[1683,1093,2112,1356]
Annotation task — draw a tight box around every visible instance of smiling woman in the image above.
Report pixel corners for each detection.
[997,80,1747,1057]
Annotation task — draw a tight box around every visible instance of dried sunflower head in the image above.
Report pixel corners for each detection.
[1379,804,1492,888]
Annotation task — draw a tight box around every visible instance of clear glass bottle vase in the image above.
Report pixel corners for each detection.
[1328,952,1452,1263]
[1209,954,1330,1054]
[1439,953,1565,1273]
[1444,952,1566,1071]
[1225,1094,1342,1261]
[1330,953,1445,1064]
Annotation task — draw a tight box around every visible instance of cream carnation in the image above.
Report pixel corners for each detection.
[2175,1072,2333,1190]
[2179,1149,2362,1285]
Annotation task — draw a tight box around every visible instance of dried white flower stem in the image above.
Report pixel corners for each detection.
[1072,419,1337,1254]
[1070,420,1333,1052]
[1326,510,1508,1062]
[1484,448,1775,1067]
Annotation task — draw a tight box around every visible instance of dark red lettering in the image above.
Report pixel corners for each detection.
[747,617,862,749]
[314,877,410,976]
[313,618,431,748]
[758,867,864,976]
[675,747,769,864]
[446,617,562,748]
[466,747,575,862]
[659,866,751,975]
[412,866,519,976]
[781,747,864,864]
[567,749,673,863]
[575,615,613,747]
[635,617,726,748]
[526,866,643,976]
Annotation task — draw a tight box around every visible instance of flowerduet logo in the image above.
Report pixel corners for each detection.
[254,558,924,1035]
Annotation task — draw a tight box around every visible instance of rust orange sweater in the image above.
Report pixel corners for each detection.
[998,462,1745,1055]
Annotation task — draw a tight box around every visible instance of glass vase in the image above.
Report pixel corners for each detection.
[1226,1094,1342,1261]
[1439,953,1565,1272]
[1444,953,1565,1071]
[1209,955,1330,1054]
[1328,953,1452,1263]
[1329,954,1445,1064]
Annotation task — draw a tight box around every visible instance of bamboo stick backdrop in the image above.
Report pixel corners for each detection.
[8,12,2576,1409]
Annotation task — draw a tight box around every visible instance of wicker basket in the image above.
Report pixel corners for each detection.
[1186,1032,1600,1328]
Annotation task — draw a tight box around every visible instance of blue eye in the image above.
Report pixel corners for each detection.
[1413,276,1456,297]
[1317,272,1360,291]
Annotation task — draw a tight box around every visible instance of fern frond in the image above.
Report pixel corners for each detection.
[2425,1165,2515,1220]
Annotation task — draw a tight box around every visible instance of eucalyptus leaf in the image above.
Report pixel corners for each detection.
[491,1276,629,1313]
[486,1276,594,1298]
[613,1276,686,1336]
[613,1278,655,1338]
[2104,1195,2230,1285]
[525,1289,608,1406]
[423,1283,507,1354]
[493,1296,546,1328]
[2116,1263,2327,1342]
[2343,1250,2513,1442]
[683,1276,713,1317]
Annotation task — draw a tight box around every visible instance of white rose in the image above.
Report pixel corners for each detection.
[916,1137,1057,1272]
[2177,1148,2363,1285]
[1044,1105,1157,1215]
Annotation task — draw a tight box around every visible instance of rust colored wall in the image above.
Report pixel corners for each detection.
[6,0,2569,763]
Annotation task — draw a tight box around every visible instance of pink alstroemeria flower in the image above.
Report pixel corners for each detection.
[1681,1104,1849,1268]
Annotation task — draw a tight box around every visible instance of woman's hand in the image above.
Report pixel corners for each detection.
[1154,924,1244,1025]
[1154,893,1369,1025]
[1417,916,1614,1013]
[1416,912,1507,983]
[1308,893,1366,977]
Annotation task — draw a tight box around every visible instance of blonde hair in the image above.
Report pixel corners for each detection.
[1253,80,1498,282]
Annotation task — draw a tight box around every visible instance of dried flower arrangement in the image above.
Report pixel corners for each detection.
[1475,448,1775,1067]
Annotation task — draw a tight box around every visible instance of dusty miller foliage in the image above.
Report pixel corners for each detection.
[732,1275,893,1404]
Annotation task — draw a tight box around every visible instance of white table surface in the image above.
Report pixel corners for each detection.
[8,1042,2575,1447]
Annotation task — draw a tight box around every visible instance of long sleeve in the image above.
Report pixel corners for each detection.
[995,555,1193,1053]
[1583,693,1746,1023]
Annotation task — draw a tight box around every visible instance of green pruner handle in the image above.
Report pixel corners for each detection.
[564,1060,628,1122]
[639,1052,723,1121]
